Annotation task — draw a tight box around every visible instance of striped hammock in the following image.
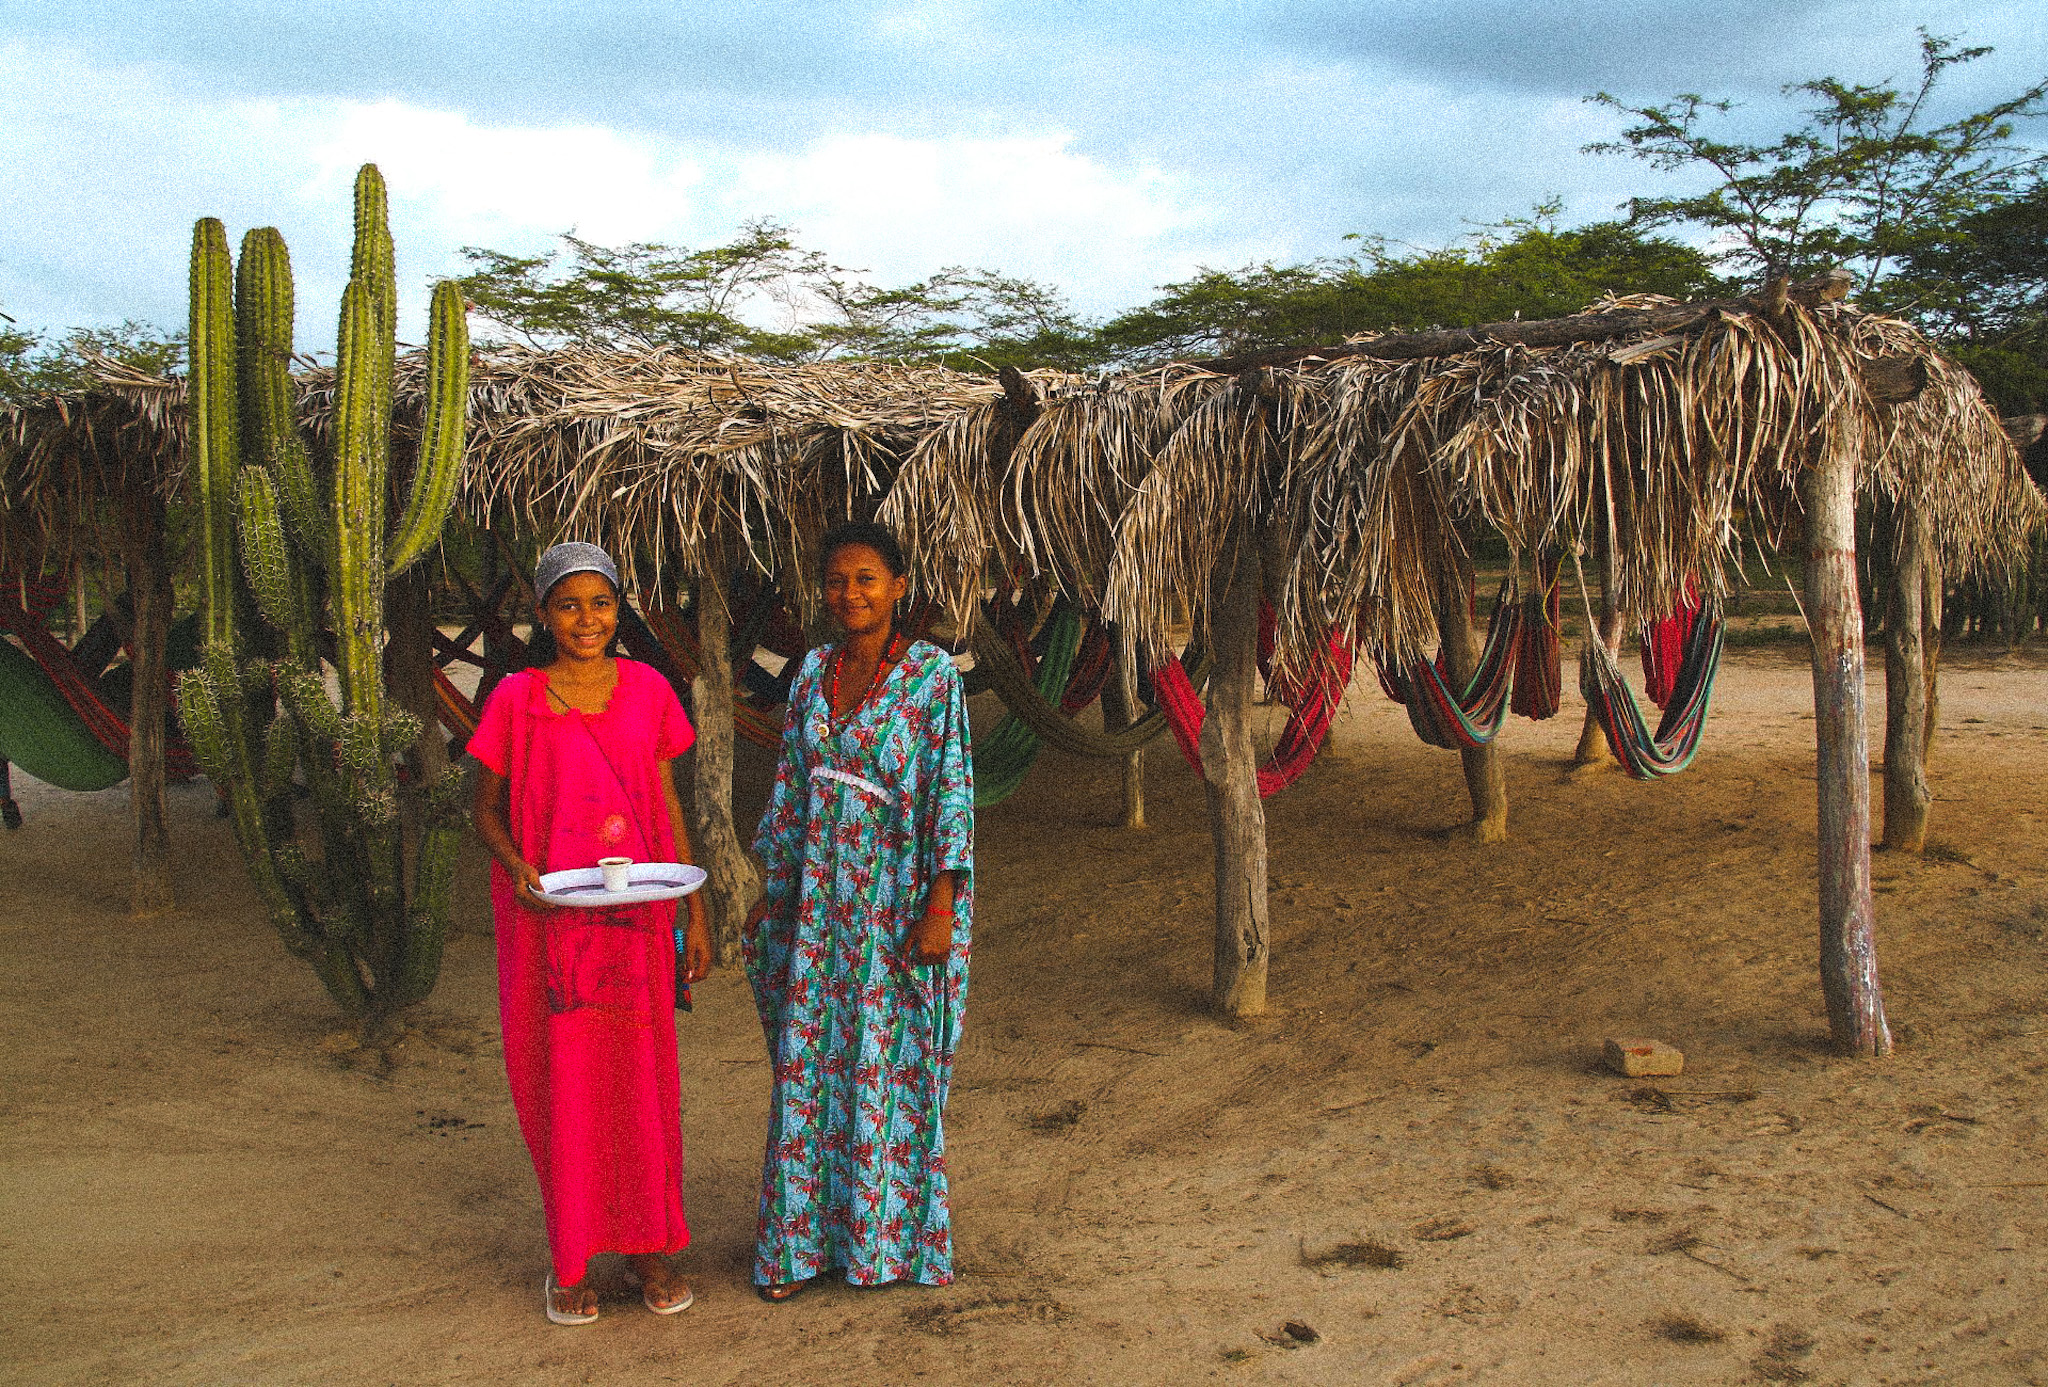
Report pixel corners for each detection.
[1580,599,1724,779]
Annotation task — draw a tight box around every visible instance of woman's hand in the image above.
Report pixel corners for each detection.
[511,859,561,909]
[679,895,713,984]
[906,909,954,965]
[743,895,774,939]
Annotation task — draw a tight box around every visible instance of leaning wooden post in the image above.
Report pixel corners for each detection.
[688,565,760,965]
[1800,444,1892,1055]
[1199,538,1268,1017]
[1880,502,1932,851]
[1436,547,1507,841]
[122,485,174,915]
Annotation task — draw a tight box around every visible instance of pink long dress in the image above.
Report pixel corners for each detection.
[467,658,695,1287]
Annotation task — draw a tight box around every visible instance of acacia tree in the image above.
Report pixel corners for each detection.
[1588,29,2048,291]
[1889,180,2048,413]
[457,220,826,359]
[1093,208,1723,364]
[458,224,1090,368]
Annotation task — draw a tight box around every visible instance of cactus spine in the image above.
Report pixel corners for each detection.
[177,164,471,1027]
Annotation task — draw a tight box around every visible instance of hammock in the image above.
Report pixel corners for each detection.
[1510,555,1563,721]
[1154,621,1354,797]
[968,613,1193,761]
[1059,619,1114,715]
[1638,582,1701,709]
[1580,597,1724,779]
[0,635,130,792]
[0,579,201,794]
[1375,577,1526,750]
[634,594,790,751]
[974,602,1085,807]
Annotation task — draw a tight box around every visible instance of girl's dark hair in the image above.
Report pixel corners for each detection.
[819,520,907,579]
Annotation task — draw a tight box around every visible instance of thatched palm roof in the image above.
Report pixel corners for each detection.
[3,294,2039,673]
[0,359,183,570]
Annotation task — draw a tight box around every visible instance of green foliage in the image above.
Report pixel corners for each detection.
[1588,29,2048,291]
[457,222,1097,368]
[1094,207,1724,363]
[0,313,184,406]
[458,220,829,358]
[1885,180,2048,412]
[177,164,472,1027]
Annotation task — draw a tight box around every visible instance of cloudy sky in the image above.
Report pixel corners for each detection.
[3,1,2043,347]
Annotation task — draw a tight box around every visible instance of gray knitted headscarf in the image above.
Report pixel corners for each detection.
[533,542,620,604]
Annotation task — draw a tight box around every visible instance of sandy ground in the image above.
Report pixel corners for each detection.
[3,646,2046,1386]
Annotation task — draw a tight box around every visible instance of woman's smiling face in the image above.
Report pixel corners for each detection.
[823,541,907,640]
[540,570,619,664]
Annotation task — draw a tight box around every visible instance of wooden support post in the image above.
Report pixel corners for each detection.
[384,564,449,784]
[687,568,760,965]
[1880,504,1932,851]
[1199,543,1268,1017]
[1101,647,1147,831]
[122,488,174,915]
[1573,496,1623,769]
[1437,548,1507,841]
[1921,557,1943,770]
[1800,448,1892,1056]
[1573,605,1625,767]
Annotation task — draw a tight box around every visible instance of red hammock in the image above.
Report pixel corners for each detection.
[1154,617,1353,797]
[1639,581,1701,709]
[1058,618,1114,715]
[634,595,788,750]
[1510,555,1563,721]
[0,577,198,779]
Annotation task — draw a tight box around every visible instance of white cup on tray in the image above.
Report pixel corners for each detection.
[598,856,633,892]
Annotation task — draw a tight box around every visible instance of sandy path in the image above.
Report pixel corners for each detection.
[2,649,2044,1385]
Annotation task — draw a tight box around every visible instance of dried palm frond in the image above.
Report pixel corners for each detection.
[1846,311,2045,578]
[6,300,2037,667]
[1104,374,1300,668]
[1005,365,1227,604]
[0,359,185,571]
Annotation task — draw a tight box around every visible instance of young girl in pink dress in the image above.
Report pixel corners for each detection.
[470,542,713,1325]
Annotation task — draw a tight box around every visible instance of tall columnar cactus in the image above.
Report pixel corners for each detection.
[177,164,471,1025]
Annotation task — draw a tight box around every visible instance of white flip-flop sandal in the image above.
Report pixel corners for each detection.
[544,1272,599,1326]
[642,1279,694,1315]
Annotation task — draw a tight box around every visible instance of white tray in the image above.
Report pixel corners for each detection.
[534,862,707,907]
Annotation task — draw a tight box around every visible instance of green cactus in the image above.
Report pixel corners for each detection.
[189,218,241,651]
[175,163,471,1029]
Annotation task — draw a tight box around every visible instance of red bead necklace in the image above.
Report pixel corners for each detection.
[830,631,904,725]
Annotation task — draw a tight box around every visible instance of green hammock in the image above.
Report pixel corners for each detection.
[971,619,1203,759]
[973,604,1084,807]
[0,636,129,792]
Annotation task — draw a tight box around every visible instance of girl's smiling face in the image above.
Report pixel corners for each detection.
[823,541,908,640]
[540,570,619,664]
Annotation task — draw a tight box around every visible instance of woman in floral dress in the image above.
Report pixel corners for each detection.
[744,521,974,1300]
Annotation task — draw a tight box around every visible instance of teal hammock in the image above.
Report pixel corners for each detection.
[973,603,1084,807]
[1578,599,1725,778]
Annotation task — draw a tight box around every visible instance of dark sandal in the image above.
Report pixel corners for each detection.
[756,1279,809,1303]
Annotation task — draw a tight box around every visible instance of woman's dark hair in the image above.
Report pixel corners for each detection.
[819,520,907,579]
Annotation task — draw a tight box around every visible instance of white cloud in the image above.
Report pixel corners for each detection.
[1,37,1229,341]
[309,102,711,250]
[730,132,1215,312]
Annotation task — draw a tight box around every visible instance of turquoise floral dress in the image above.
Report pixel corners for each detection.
[745,639,974,1287]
